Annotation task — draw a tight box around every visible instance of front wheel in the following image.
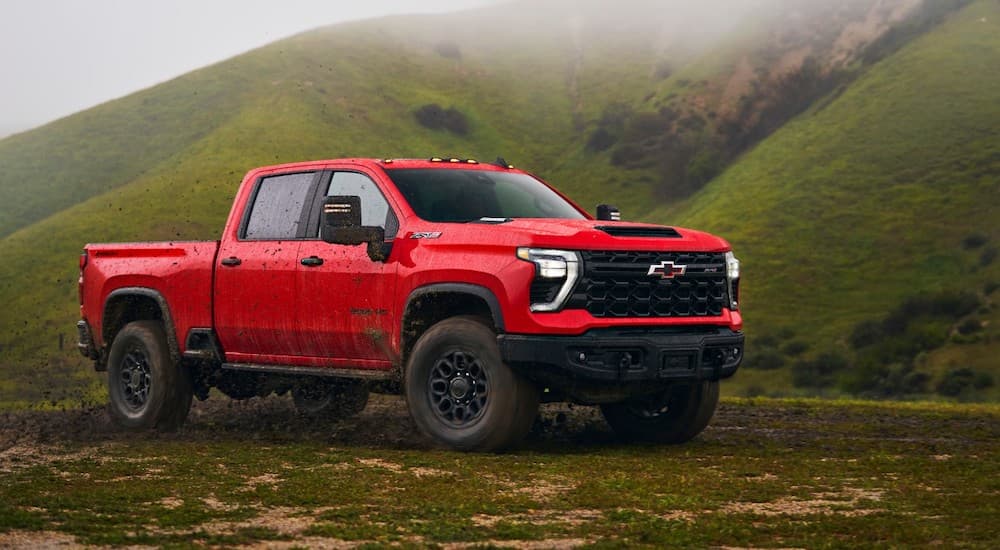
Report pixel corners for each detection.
[106,321,192,431]
[601,381,719,444]
[405,316,539,452]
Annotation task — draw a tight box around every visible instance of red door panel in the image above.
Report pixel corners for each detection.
[295,241,397,366]
[214,239,302,359]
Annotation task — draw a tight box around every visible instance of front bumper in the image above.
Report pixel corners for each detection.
[497,327,743,383]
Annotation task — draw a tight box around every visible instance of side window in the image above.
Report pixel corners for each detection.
[325,172,398,238]
[244,172,315,240]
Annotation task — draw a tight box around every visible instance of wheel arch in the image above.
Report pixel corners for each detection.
[401,283,505,363]
[102,287,181,363]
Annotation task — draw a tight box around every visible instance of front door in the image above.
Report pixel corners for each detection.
[295,170,399,367]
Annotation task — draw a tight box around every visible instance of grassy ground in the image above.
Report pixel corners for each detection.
[1,395,997,548]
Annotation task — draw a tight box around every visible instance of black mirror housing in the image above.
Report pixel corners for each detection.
[596,204,621,221]
[321,195,389,262]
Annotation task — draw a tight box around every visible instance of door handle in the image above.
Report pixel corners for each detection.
[221,257,242,267]
[301,256,324,267]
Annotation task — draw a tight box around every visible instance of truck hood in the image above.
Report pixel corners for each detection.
[417,219,731,252]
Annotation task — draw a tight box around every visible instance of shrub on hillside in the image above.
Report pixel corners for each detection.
[414,104,469,136]
[935,367,991,397]
[849,319,885,349]
[742,349,785,370]
[790,351,849,389]
[979,247,997,267]
[882,291,980,335]
[956,318,983,336]
[962,233,988,250]
[586,128,617,152]
[433,41,462,60]
[653,61,673,80]
[781,340,809,357]
[840,361,929,398]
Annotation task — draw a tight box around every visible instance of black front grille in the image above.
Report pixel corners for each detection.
[567,251,729,318]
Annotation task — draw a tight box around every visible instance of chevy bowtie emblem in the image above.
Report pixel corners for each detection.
[647,261,687,279]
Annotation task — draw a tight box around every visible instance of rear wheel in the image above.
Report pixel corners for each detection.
[405,316,539,452]
[292,380,369,419]
[106,321,192,431]
[600,381,719,444]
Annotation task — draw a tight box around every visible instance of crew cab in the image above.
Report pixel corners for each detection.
[77,157,743,451]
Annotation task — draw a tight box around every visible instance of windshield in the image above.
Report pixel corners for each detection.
[385,168,586,223]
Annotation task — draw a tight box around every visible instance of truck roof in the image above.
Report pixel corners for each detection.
[249,157,520,175]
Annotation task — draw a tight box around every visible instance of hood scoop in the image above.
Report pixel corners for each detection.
[596,225,681,238]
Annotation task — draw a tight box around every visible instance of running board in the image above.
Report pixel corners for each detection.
[221,363,394,380]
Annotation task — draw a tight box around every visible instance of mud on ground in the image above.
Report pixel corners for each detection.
[2,393,995,456]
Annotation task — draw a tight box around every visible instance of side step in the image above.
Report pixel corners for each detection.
[221,363,395,381]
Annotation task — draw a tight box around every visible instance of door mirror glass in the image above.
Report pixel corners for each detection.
[321,195,389,262]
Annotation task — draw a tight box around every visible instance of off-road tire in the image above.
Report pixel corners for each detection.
[601,381,719,444]
[106,321,192,431]
[292,380,369,419]
[405,316,539,452]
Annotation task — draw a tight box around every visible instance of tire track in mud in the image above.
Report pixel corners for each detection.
[2,395,996,462]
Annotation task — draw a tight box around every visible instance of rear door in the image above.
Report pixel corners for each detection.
[295,169,400,367]
[214,171,322,361]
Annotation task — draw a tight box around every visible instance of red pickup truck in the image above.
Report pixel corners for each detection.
[77,157,743,451]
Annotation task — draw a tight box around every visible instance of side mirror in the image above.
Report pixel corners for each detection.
[321,196,390,262]
[596,204,621,221]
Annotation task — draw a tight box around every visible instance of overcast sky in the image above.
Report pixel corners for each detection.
[0,0,494,138]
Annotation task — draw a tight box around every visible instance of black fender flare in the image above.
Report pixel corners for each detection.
[102,287,181,362]
[403,283,506,333]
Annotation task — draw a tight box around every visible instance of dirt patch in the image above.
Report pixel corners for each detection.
[441,539,592,550]
[158,496,184,510]
[720,56,756,118]
[509,478,575,501]
[409,466,453,478]
[0,530,83,549]
[831,0,921,65]
[472,509,602,528]
[355,457,404,473]
[721,486,885,517]
[240,472,283,492]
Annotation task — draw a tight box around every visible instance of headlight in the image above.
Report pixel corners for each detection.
[516,248,580,312]
[725,251,740,310]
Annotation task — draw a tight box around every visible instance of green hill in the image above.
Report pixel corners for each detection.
[663,0,1000,399]
[0,0,996,406]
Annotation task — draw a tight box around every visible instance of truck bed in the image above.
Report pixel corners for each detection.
[80,241,219,354]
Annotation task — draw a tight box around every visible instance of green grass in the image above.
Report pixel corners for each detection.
[0,1,998,406]
[0,397,997,547]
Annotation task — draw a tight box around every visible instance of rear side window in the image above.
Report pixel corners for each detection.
[243,172,315,239]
